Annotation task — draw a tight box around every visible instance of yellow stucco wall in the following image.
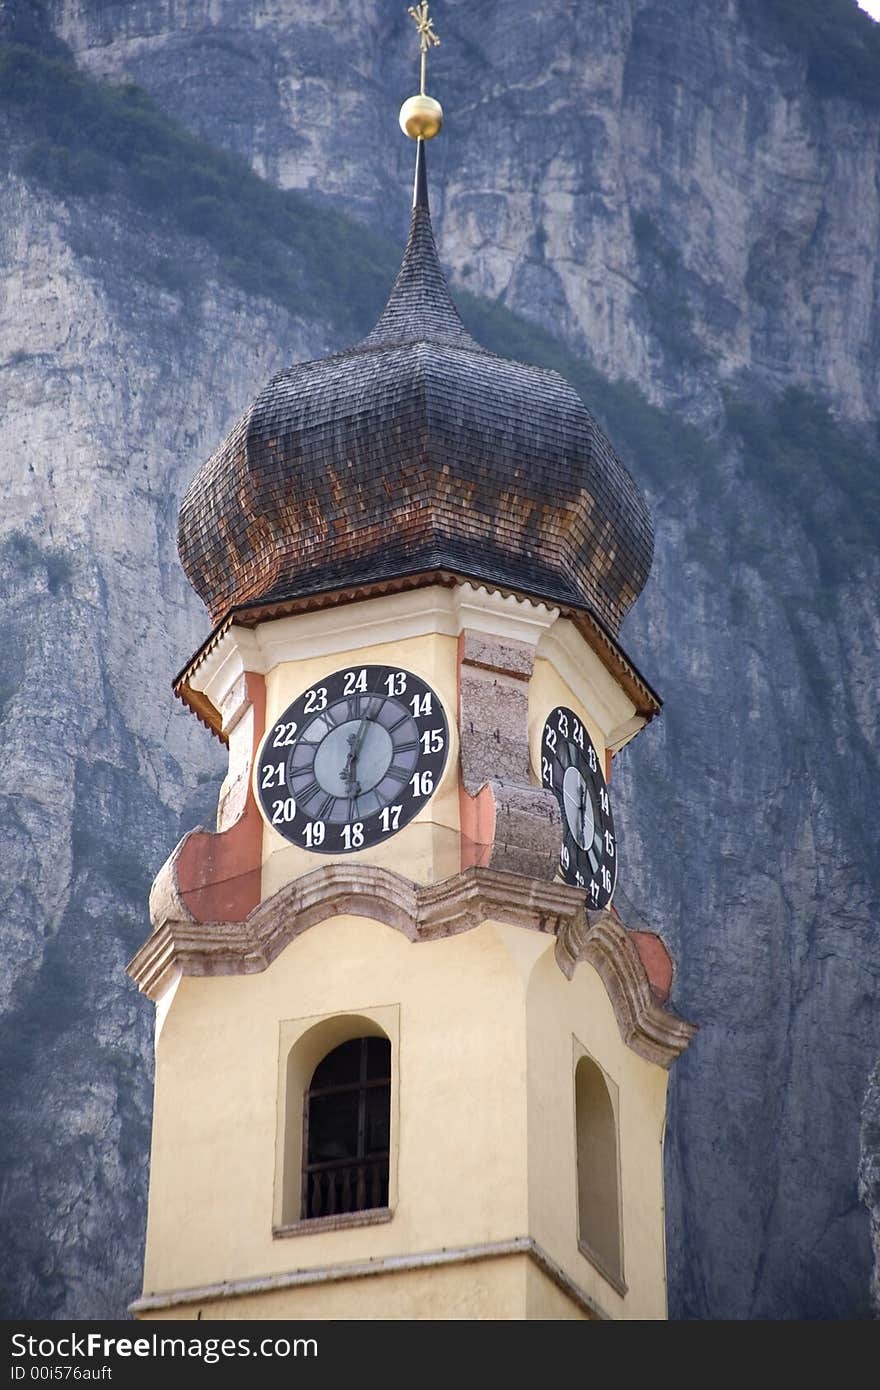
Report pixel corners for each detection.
[141,914,667,1321]
[526,948,669,1319]
[142,594,670,1321]
[524,1261,594,1321]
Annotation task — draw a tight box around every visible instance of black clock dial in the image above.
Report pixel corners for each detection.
[256,665,448,854]
[539,705,617,909]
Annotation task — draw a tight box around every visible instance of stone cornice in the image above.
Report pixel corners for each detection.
[173,576,661,741]
[557,909,698,1069]
[131,863,579,995]
[130,863,695,1069]
[129,1234,606,1320]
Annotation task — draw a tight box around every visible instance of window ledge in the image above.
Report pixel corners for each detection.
[577,1239,628,1298]
[273,1207,393,1240]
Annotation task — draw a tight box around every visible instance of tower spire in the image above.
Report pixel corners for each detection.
[362,3,475,349]
[360,135,480,352]
[413,129,429,210]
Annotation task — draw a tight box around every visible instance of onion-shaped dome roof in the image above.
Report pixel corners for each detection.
[178,144,653,637]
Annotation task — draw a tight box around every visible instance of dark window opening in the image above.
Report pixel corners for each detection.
[301,1036,391,1220]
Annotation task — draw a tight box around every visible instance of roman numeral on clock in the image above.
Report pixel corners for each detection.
[294,777,321,802]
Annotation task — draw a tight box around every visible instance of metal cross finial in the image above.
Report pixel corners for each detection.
[408,1,440,95]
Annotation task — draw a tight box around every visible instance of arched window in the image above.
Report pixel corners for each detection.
[301,1036,391,1221]
[575,1054,623,1287]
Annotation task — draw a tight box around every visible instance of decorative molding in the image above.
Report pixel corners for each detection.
[253,587,460,672]
[188,626,263,714]
[537,618,643,752]
[451,584,559,646]
[130,862,695,1069]
[129,1235,606,1320]
[148,835,196,933]
[191,584,559,718]
[173,577,660,740]
[131,863,581,998]
[556,909,697,1069]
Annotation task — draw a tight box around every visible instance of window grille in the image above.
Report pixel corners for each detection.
[301,1036,391,1220]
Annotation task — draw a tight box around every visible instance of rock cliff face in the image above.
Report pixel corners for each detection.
[0,151,327,1316]
[860,1062,880,1316]
[49,0,880,424]
[0,0,878,1318]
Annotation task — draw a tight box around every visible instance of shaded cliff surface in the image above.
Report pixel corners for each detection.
[0,0,877,1318]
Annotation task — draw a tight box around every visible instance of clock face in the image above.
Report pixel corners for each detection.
[539,705,617,909]
[255,664,448,854]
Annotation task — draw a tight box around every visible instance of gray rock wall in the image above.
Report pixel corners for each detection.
[50,0,880,423]
[1,0,878,1318]
[0,163,328,1315]
[860,1061,880,1316]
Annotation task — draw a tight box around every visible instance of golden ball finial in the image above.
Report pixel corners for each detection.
[399,93,443,140]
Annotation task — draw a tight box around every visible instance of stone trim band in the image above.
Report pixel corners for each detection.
[130,862,695,1068]
[129,1235,607,1320]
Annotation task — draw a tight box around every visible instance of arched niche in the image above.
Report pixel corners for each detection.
[575,1052,623,1287]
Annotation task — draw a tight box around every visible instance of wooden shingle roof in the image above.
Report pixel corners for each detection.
[177,143,654,637]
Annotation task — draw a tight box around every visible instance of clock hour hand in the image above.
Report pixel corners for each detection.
[341,732,362,797]
[341,700,374,796]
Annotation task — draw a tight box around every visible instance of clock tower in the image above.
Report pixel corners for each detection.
[128,11,695,1322]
